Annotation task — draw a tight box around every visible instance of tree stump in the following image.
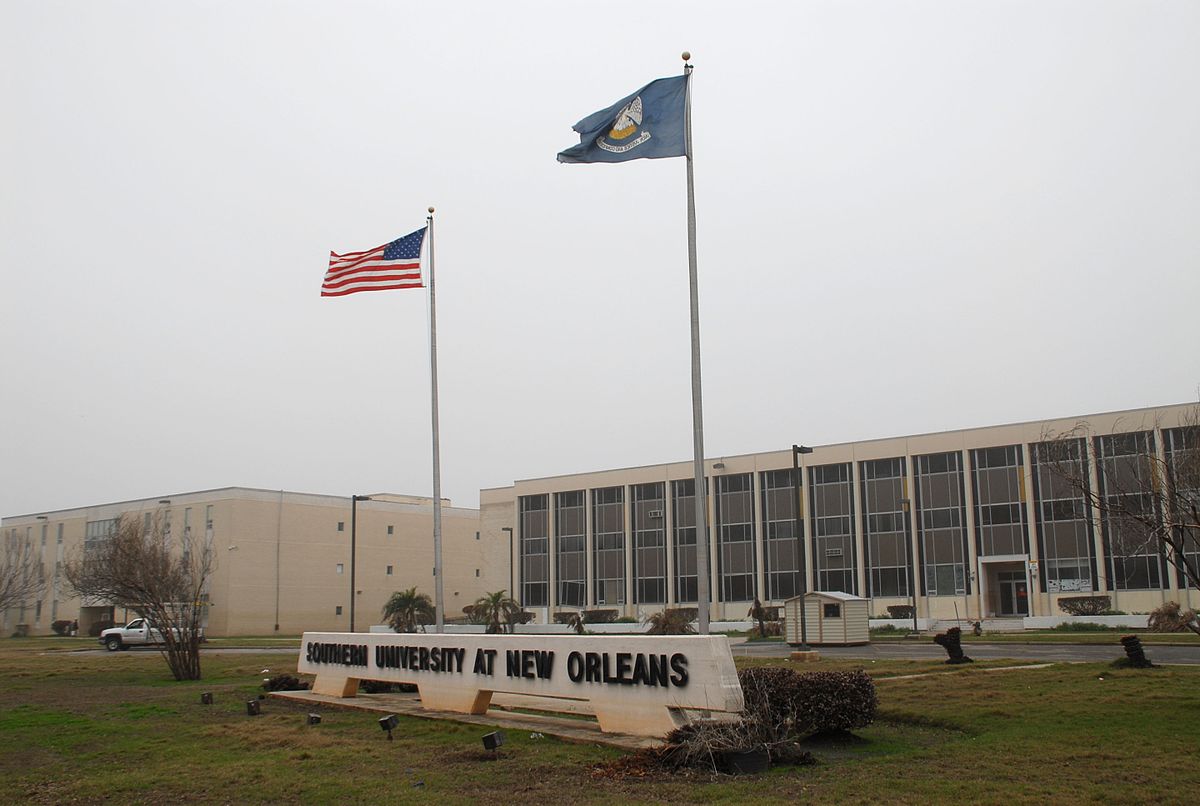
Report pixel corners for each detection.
[1120,634,1153,668]
[933,627,974,664]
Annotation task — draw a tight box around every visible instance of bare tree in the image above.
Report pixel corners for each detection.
[64,514,212,680]
[1040,406,1200,598]
[1,528,47,625]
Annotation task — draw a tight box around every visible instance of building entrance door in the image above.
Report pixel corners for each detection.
[996,570,1028,617]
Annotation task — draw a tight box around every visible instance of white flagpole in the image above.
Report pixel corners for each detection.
[682,52,711,635]
[426,206,445,633]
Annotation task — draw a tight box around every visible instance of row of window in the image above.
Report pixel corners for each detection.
[517,429,1199,606]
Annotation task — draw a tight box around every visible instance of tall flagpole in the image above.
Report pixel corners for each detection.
[427,206,446,633]
[682,52,711,635]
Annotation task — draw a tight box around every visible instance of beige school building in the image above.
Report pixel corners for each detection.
[4,403,1197,635]
[482,403,1198,624]
[2,488,506,637]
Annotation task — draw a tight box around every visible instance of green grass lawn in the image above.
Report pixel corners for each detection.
[1,638,1197,804]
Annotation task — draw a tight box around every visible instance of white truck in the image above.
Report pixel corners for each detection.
[98,618,202,651]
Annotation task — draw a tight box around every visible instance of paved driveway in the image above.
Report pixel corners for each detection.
[733,639,1200,665]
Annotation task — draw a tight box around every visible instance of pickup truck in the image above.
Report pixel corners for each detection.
[98,618,202,651]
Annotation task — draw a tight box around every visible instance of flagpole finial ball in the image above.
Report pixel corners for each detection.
[681,51,691,62]
[428,206,435,214]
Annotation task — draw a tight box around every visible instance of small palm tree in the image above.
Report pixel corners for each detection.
[472,590,523,634]
[748,597,767,638]
[645,608,696,635]
[382,587,435,633]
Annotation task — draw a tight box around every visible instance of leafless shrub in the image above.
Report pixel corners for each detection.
[1,528,46,616]
[63,514,211,681]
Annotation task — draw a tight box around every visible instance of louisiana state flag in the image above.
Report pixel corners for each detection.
[557,75,687,164]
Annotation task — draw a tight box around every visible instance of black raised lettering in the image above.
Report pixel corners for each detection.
[585,652,601,683]
[429,646,442,672]
[648,654,668,687]
[534,650,554,679]
[669,653,688,687]
[632,654,648,685]
[567,652,584,682]
[615,653,633,684]
[506,649,521,677]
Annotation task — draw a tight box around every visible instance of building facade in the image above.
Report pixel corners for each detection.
[2,487,505,636]
[483,404,1199,623]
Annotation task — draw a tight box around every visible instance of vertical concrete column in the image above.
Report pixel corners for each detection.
[1153,427,1174,606]
[584,489,594,609]
[752,467,767,603]
[961,448,982,621]
[623,484,634,616]
[801,463,814,598]
[851,458,867,599]
[1085,437,1111,608]
[707,475,719,620]
[1020,442,1044,618]
[904,450,922,626]
[664,475,676,607]
[548,494,558,614]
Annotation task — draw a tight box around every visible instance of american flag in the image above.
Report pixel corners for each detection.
[322,227,427,297]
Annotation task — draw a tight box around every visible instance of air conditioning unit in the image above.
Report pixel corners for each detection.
[648,509,664,519]
[825,547,843,557]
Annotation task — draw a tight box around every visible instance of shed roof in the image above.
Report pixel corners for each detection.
[784,590,867,602]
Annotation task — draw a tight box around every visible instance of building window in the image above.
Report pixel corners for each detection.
[84,518,118,551]
[337,521,345,532]
[475,531,480,540]
[555,491,587,607]
[518,494,549,607]
[672,478,704,603]
[475,569,480,577]
[971,445,1028,557]
[632,482,666,605]
[388,525,394,535]
[860,458,910,598]
[915,452,969,596]
[336,606,343,616]
[56,523,63,545]
[1031,439,1096,594]
[592,487,626,606]
[809,463,857,594]
[1096,432,1163,590]
[386,565,393,576]
[336,563,344,575]
[824,603,841,618]
[761,469,801,601]
[716,473,755,602]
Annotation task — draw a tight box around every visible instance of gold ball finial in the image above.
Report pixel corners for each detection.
[681,51,691,62]
[428,206,435,214]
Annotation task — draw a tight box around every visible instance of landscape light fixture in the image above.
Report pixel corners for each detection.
[307,713,322,726]
[200,692,213,705]
[245,700,261,716]
[791,444,814,651]
[481,730,505,754]
[35,515,47,521]
[379,713,399,740]
[159,499,171,505]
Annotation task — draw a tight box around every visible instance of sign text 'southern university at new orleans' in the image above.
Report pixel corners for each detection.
[304,641,689,688]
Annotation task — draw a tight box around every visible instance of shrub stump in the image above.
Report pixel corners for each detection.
[1120,634,1153,668]
[933,627,974,664]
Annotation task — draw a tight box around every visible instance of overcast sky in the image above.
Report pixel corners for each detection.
[3,1,1198,517]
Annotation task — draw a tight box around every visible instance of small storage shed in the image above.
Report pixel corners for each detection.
[784,591,870,646]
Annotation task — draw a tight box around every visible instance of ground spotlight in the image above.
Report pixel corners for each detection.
[246,700,261,716]
[200,692,213,705]
[379,713,399,740]
[482,730,505,754]
[307,713,321,726]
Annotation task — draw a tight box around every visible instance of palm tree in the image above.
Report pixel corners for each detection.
[472,590,523,634]
[382,587,435,633]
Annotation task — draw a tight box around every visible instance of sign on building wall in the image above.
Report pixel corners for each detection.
[297,632,743,737]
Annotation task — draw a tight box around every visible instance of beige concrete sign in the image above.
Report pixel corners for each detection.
[297,632,743,737]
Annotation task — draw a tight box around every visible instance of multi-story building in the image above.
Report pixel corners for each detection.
[481,403,1198,623]
[1,487,503,636]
